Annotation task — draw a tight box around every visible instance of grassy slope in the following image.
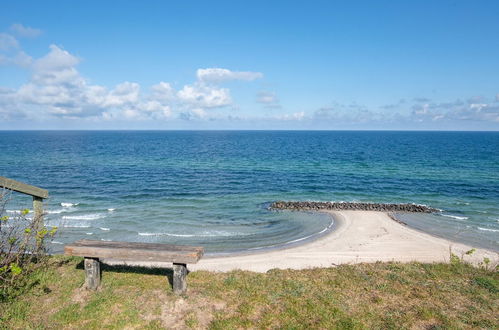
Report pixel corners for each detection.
[0,256,497,329]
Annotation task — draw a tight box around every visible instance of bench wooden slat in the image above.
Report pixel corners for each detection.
[68,239,204,253]
[64,239,204,264]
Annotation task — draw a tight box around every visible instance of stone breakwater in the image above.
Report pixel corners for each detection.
[270,201,440,213]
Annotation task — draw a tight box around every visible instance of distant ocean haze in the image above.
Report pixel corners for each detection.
[1,130,498,253]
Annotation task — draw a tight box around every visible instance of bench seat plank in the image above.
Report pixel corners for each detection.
[65,239,204,264]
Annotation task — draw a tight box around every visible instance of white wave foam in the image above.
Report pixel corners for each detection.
[478,227,499,232]
[62,213,105,221]
[107,208,115,212]
[99,227,110,231]
[6,209,32,214]
[51,241,64,245]
[441,214,468,220]
[63,224,90,228]
[248,217,335,251]
[139,232,196,237]
[138,230,241,238]
[47,208,69,214]
[280,218,334,245]
[86,232,93,235]
[61,202,78,207]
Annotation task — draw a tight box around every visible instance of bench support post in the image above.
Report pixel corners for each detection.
[84,257,101,290]
[173,263,187,295]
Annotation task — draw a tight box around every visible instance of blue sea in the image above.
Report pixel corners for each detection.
[1,131,498,253]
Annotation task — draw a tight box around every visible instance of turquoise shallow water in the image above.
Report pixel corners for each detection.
[1,131,498,253]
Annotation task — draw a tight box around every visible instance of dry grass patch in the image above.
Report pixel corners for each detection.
[0,256,497,329]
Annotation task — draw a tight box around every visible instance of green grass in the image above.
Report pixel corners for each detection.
[0,256,497,329]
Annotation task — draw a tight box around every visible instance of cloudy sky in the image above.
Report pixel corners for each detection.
[1,1,499,130]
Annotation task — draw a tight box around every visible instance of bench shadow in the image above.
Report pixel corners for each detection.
[75,260,189,289]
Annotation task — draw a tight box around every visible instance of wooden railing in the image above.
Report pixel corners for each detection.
[0,176,48,226]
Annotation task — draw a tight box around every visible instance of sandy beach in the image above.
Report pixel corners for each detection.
[103,211,498,272]
[188,211,497,272]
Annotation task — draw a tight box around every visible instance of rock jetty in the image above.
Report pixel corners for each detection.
[269,201,439,213]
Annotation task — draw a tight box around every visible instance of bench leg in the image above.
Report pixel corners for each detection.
[84,257,101,290]
[173,263,187,295]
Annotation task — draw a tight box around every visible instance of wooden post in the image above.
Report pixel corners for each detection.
[0,177,48,230]
[173,263,187,295]
[32,196,44,230]
[84,257,101,290]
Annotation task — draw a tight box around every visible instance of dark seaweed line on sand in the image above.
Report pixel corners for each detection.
[269,201,440,213]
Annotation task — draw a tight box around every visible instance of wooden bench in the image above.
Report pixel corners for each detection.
[64,240,204,295]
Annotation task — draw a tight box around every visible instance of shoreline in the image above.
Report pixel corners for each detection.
[102,210,498,272]
[204,212,337,258]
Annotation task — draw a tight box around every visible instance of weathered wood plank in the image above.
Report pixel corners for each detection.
[65,240,204,264]
[173,263,187,295]
[69,239,204,252]
[0,176,49,199]
[84,257,101,290]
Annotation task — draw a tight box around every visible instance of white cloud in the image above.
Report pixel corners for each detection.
[0,33,33,67]
[10,24,42,38]
[197,68,263,82]
[1,44,252,121]
[0,50,33,67]
[177,82,232,108]
[179,108,209,121]
[139,100,172,118]
[7,45,175,120]
[0,28,264,123]
[16,45,92,116]
[257,91,277,104]
[256,90,281,109]
[105,82,140,107]
[312,97,499,126]
[0,33,19,51]
[33,44,80,73]
[151,82,174,101]
[274,111,305,120]
[11,51,32,67]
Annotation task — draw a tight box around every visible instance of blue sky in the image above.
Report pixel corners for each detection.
[1,1,499,130]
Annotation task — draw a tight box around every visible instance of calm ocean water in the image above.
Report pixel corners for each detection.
[1,131,498,253]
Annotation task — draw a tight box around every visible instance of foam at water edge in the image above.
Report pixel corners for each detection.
[245,217,335,251]
[61,202,78,207]
[138,230,246,237]
[62,214,105,220]
[47,208,75,214]
[99,227,110,231]
[478,227,499,232]
[441,214,469,220]
[6,209,32,214]
[63,224,91,228]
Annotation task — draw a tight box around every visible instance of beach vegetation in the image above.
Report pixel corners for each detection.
[0,190,56,302]
[0,255,497,329]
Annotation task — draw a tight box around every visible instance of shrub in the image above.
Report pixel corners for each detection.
[0,189,56,301]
